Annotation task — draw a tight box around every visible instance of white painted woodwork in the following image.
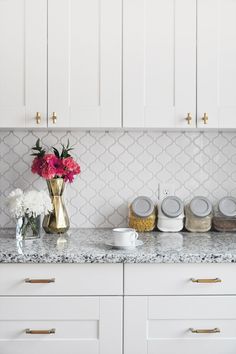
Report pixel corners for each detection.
[0,264,123,296]
[124,263,236,295]
[0,0,47,128]
[198,0,236,128]
[125,296,236,354]
[0,296,122,354]
[123,0,196,128]
[48,0,122,128]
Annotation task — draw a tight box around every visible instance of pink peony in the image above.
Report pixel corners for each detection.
[62,157,78,171]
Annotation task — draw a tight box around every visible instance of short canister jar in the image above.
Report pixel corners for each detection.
[213,197,236,232]
[185,196,212,232]
[128,196,156,232]
[157,196,184,232]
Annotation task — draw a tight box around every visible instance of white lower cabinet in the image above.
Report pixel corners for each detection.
[125,296,236,354]
[0,296,122,354]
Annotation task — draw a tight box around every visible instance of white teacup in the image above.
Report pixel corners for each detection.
[112,228,139,247]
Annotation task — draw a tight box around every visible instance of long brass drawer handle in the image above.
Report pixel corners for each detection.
[190,328,220,334]
[26,328,56,335]
[25,278,55,284]
[191,278,221,283]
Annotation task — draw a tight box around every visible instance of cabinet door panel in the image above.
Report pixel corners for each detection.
[198,0,236,128]
[123,0,196,128]
[125,296,236,354]
[48,0,122,128]
[0,297,122,354]
[0,0,47,128]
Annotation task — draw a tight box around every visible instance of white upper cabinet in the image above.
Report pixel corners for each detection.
[0,0,47,128]
[198,0,236,128]
[123,0,196,128]
[48,0,122,128]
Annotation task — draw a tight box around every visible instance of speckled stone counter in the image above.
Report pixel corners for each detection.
[0,228,236,263]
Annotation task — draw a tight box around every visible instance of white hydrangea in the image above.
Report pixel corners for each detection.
[6,189,24,218]
[6,189,53,219]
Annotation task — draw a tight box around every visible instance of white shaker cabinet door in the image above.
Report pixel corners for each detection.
[48,0,122,128]
[125,296,236,354]
[198,0,236,128]
[123,0,196,128]
[0,296,122,354]
[0,0,47,128]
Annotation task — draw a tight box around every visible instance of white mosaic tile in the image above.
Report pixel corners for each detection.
[1,130,236,228]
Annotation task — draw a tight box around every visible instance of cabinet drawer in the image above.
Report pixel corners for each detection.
[125,296,236,354]
[0,296,122,354]
[124,263,236,295]
[0,264,123,295]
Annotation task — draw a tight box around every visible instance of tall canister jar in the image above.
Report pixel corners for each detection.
[185,196,212,232]
[128,196,156,232]
[213,197,236,232]
[157,196,184,232]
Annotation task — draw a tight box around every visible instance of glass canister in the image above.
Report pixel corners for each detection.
[157,196,184,232]
[128,196,156,232]
[213,197,236,232]
[185,196,212,232]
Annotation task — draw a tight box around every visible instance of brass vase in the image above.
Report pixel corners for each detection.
[43,178,70,234]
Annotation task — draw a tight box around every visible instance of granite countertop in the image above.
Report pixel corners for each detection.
[1,228,236,263]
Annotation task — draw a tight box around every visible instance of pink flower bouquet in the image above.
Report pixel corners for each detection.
[31,139,81,183]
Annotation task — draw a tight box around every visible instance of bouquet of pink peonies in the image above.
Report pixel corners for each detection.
[31,139,81,183]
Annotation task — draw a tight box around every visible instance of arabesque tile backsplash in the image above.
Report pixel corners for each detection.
[1,130,236,228]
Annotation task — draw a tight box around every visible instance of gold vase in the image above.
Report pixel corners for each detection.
[43,178,70,234]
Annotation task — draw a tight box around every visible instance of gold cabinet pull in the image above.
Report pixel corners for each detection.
[51,112,57,124]
[191,278,221,283]
[35,112,41,124]
[202,113,208,124]
[25,278,55,284]
[185,113,192,125]
[26,328,56,335]
[190,328,220,334]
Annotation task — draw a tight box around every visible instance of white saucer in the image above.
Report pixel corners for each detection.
[105,240,143,250]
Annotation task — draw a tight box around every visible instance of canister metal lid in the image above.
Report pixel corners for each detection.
[161,196,184,218]
[218,197,236,217]
[190,196,212,217]
[131,196,154,218]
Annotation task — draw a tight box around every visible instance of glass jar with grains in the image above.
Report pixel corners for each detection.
[185,196,212,232]
[128,196,156,232]
[213,197,236,232]
[157,196,184,232]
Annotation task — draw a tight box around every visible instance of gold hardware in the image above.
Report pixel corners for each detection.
[202,113,208,124]
[190,328,220,334]
[185,113,192,125]
[52,112,57,124]
[26,328,56,335]
[35,112,41,124]
[191,278,221,283]
[25,278,55,284]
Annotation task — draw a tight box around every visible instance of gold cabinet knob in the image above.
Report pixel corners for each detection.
[35,112,41,124]
[185,113,192,125]
[51,112,57,124]
[202,113,208,124]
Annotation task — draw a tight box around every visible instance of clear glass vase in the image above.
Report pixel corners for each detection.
[16,215,41,241]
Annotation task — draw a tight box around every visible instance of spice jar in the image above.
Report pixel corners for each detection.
[185,196,212,232]
[213,197,236,232]
[128,196,156,232]
[157,196,184,232]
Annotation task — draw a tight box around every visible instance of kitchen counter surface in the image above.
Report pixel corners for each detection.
[1,228,236,263]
